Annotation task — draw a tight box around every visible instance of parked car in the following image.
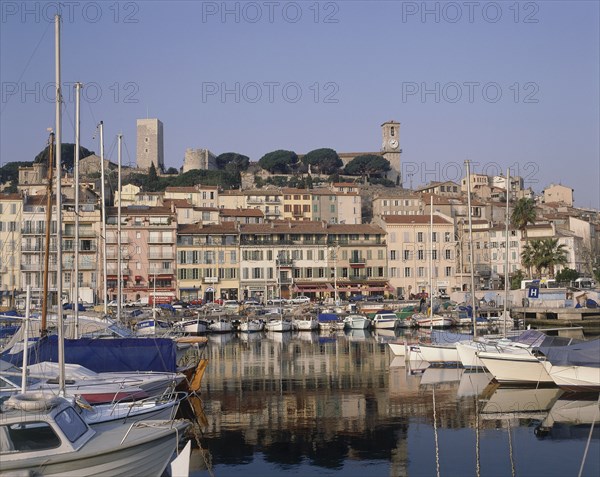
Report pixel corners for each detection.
[291,295,310,304]
[367,295,384,302]
[348,294,367,302]
[267,298,287,305]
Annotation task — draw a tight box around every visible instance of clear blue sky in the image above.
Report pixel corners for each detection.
[1,1,598,208]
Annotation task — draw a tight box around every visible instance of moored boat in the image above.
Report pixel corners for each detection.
[0,393,190,476]
[343,314,371,330]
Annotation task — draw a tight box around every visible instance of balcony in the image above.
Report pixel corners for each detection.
[203,277,219,284]
[279,277,293,285]
[350,258,366,268]
[276,258,293,267]
[148,253,174,260]
[107,268,131,276]
[246,198,264,205]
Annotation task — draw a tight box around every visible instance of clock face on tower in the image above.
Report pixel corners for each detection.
[388,138,399,149]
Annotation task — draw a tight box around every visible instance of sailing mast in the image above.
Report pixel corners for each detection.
[465,160,477,339]
[73,82,81,337]
[503,168,511,337]
[429,195,434,331]
[117,133,123,324]
[99,122,108,315]
[54,13,66,396]
[41,132,54,336]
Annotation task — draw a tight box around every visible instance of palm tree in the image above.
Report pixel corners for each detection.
[511,198,537,240]
[539,238,568,278]
[521,240,545,277]
[521,238,568,278]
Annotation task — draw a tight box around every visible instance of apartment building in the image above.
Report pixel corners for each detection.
[0,194,22,306]
[177,222,240,302]
[382,214,457,299]
[105,205,177,304]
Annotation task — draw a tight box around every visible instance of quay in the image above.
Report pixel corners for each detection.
[512,306,600,335]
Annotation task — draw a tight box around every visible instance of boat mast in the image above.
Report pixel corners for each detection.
[429,195,433,332]
[465,160,477,339]
[74,82,81,337]
[55,13,66,396]
[503,168,511,338]
[117,133,123,324]
[99,121,108,315]
[41,132,54,336]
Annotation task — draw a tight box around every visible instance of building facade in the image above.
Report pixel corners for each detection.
[136,118,164,171]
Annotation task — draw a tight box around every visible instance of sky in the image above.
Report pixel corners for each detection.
[1,1,599,208]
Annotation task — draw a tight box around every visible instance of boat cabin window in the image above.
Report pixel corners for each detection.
[1,422,61,452]
[55,407,88,443]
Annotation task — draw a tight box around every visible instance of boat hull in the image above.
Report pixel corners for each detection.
[456,341,486,369]
[478,352,553,384]
[541,361,600,391]
[418,343,460,364]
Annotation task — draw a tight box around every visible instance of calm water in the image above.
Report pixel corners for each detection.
[181,330,600,477]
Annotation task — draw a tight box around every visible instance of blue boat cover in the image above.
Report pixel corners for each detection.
[538,339,600,368]
[317,313,339,322]
[2,335,178,372]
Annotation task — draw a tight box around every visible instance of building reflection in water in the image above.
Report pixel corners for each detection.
[190,331,480,474]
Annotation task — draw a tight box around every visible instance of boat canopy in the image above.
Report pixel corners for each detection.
[537,339,600,368]
[1,335,178,373]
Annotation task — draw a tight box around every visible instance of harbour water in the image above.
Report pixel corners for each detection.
[184,330,600,476]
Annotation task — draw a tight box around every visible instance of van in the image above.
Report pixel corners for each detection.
[572,278,595,289]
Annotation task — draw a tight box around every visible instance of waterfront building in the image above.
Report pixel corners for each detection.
[105,205,177,304]
[382,214,457,299]
[0,194,22,307]
[177,222,240,302]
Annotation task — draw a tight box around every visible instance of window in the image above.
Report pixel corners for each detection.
[417,232,424,242]
[417,250,424,260]
[2,422,61,451]
[445,249,452,260]
[432,250,437,260]
[445,266,452,277]
[432,232,438,242]
[403,250,410,260]
[58,408,90,442]
[404,267,412,277]
[444,232,451,242]
[390,250,397,260]
[418,267,425,277]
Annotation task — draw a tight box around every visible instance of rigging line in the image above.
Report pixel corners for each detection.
[0,20,52,117]
[122,138,135,168]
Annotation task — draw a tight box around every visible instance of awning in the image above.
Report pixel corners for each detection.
[155,274,174,279]
[135,275,143,281]
[292,283,334,292]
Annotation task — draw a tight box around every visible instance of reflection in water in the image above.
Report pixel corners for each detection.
[186,332,599,476]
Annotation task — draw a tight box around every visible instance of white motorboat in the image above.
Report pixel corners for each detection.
[371,311,398,329]
[207,318,234,333]
[239,318,265,333]
[172,317,209,334]
[0,393,190,476]
[264,318,293,332]
[538,339,600,391]
[413,313,455,328]
[477,347,554,384]
[343,314,371,330]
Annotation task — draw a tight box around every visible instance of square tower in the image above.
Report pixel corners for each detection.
[381,120,401,186]
[136,118,164,171]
